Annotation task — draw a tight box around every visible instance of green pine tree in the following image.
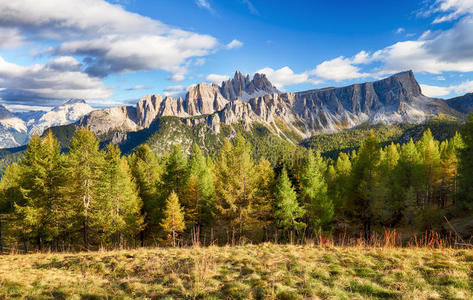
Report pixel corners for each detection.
[65,127,104,250]
[214,135,260,244]
[128,144,163,245]
[274,167,305,243]
[161,191,185,247]
[14,131,67,250]
[182,144,215,241]
[416,129,441,208]
[458,115,473,209]
[98,144,143,248]
[346,132,381,239]
[300,151,333,233]
[162,144,188,199]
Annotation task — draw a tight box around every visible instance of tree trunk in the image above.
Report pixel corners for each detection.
[0,218,3,255]
[172,230,176,247]
[140,230,144,247]
[83,219,89,251]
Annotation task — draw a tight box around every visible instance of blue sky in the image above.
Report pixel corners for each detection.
[1,0,473,110]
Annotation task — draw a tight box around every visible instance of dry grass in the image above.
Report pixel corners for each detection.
[1,244,473,299]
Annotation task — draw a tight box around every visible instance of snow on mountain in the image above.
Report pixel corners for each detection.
[0,100,93,148]
[27,99,93,135]
[0,105,28,148]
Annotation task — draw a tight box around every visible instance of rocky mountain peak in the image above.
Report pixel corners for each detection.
[0,105,14,120]
[219,71,280,101]
[379,70,422,98]
[63,99,86,105]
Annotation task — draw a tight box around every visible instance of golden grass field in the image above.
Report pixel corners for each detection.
[1,244,473,299]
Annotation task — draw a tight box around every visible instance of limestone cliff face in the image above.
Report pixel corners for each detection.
[76,70,467,143]
[78,105,139,135]
[219,71,279,101]
[184,82,228,115]
[288,71,458,133]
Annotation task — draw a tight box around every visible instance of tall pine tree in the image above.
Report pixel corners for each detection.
[161,191,185,247]
[274,167,305,243]
[65,127,104,250]
[98,144,143,248]
[128,145,163,245]
[300,151,333,233]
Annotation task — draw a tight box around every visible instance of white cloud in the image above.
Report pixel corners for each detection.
[428,0,473,23]
[242,0,259,15]
[257,67,313,90]
[0,0,219,80]
[0,55,111,104]
[420,80,473,97]
[125,85,146,91]
[167,73,186,82]
[308,56,370,82]
[196,0,214,13]
[436,76,446,80]
[206,74,230,84]
[354,16,473,76]
[420,84,451,97]
[226,39,244,50]
[163,85,187,97]
[396,27,405,34]
[0,28,24,49]
[194,58,206,66]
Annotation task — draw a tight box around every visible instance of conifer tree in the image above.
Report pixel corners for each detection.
[346,132,381,239]
[161,191,185,247]
[251,157,275,241]
[329,152,351,214]
[65,127,104,250]
[300,151,333,233]
[0,162,24,252]
[14,131,66,249]
[378,143,401,225]
[98,144,143,248]
[128,145,162,245]
[416,129,441,207]
[214,135,259,244]
[162,144,188,199]
[396,139,422,226]
[274,167,305,243]
[182,144,215,231]
[458,115,473,209]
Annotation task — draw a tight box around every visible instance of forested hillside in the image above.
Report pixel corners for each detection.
[0,114,472,252]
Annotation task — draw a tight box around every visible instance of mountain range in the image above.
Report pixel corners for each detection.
[0,99,93,148]
[0,70,471,155]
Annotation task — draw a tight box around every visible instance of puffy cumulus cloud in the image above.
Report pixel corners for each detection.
[420,84,451,97]
[420,80,473,98]
[0,0,219,79]
[163,85,187,97]
[0,28,24,49]
[226,39,244,50]
[308,56,370,82]
[0,0,163,39]
[256,67,314,90]
[0,56,111,105]
[206,74,230,84]
[428,0,473,23]
[337,15,473,77]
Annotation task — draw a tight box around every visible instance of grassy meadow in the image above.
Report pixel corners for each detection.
[1,244,473,299]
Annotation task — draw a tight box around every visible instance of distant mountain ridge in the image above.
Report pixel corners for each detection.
[0,100,93,148]
[74,70,468,146]
[1,70,472,153]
